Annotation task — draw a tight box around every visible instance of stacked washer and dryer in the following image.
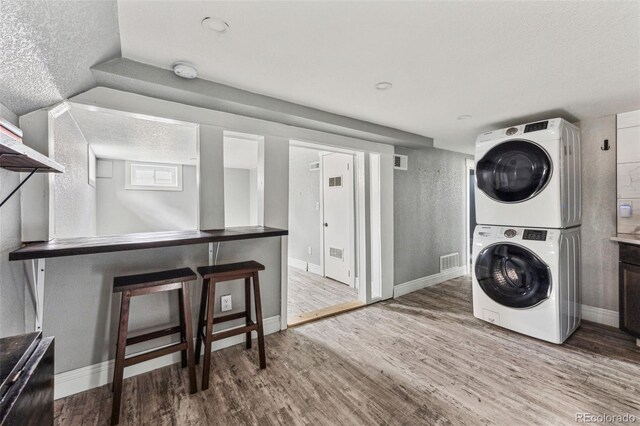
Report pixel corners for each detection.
[472,118,582,344]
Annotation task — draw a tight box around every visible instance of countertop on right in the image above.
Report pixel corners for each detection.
[610,233,640,246]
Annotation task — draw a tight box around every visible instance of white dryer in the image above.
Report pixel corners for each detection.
[472,225,581,344]
[475,118,581,228]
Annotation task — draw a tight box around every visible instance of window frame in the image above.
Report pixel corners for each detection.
[124,160,183,191]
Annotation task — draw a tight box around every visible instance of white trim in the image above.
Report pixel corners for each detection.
[308,262,322,276]
[288,257,307,271]
[280,237,288,331]
[465,158,475,268]
[393,267,467,298]
[580,304,619,327]
[54,315,281,400]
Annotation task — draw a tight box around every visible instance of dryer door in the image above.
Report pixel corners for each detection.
[476,140,552,203]
[475,243,551,308]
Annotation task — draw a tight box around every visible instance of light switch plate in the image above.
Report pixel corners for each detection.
[221,295,232,312]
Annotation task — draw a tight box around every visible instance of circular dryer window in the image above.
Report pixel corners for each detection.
[474,243,551,308]
[476,140,552,203]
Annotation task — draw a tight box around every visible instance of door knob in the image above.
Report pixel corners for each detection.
[324,223,328,227]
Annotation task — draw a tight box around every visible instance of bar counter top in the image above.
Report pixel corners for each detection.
[9,227,288,261]
[610,233,640,247]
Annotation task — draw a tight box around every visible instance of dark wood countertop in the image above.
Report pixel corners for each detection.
[9,227,288,261]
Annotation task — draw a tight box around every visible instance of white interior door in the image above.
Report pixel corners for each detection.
[322,152,354,286]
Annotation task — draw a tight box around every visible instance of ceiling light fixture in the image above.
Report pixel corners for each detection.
[201,17,230,35]
[172,62,198,79]
[375,82,393,91]
[457,115,472,120]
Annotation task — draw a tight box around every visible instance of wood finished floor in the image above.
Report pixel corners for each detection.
[287,267,358,317]
[55,276,640,425]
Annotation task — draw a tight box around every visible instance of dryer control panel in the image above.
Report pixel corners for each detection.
[523,229,548,241]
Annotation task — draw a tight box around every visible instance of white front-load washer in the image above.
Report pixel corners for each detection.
[472,225,581,344]
[475,118,581,228]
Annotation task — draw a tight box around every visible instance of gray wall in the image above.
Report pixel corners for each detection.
[0,102,27,337]
[224,168,251,227]
[578,116,618,311]
[394,146,472,285]
[288,146,321,266]
[42,238,283,373]
[96,160,198,235]
[53,111,97,238]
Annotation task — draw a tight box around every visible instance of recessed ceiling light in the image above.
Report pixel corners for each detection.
[457,115,472,120]
[202,17,230,35]
[172,62,198,79]
[375,82,393,91]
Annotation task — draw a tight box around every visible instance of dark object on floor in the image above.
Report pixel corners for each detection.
[0,332,54,425]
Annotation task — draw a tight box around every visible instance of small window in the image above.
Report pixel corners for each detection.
[329,176,342,187]
[125,161,183,191]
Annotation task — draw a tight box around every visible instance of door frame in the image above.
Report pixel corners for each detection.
[465,158,475,273]
[320,152,356,288]
[288,140,368,305]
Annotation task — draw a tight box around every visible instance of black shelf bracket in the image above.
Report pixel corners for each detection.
[0,166,38,208]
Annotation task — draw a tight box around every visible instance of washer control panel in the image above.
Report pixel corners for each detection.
[522,229,548,241]
[524,120,549,133]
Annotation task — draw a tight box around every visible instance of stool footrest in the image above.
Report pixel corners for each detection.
[123,342,187,367]
[126,326,182,346]
[214,311,249,325]
[211,321,257,342]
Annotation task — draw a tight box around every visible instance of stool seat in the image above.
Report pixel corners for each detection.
[197,261,264,278]
[113,267,197,292]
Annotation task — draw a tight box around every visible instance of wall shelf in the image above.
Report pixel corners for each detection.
[0,130,64,208]
[0,131,64,173]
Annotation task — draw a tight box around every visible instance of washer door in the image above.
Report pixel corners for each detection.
[476,140,552,203]
[474,243,551,308]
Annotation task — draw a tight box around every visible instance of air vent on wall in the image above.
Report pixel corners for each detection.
[328,176,343,187]
[439,252,459,272]
[309,161,320,171]
[329,247,344,260]
[394,154,408,170]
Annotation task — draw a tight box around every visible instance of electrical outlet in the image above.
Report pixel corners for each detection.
[221,295,232,312]
[315,202,320,211]
[308,246,312,255]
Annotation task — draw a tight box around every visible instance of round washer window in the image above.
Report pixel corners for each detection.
[474,243,551,308]
[476,140,552,203]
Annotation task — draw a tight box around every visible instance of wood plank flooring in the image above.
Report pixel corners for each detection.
[55,276,640,425]
[287,267,358,318]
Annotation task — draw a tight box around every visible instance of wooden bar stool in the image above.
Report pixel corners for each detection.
[111,268,198,425]
[194,261,266,390]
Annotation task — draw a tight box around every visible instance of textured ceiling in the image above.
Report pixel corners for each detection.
[0,0,121,115]
[69,104,198,165]
[118,1,640,153]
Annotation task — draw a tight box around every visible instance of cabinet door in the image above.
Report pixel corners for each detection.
[620,262,640,339]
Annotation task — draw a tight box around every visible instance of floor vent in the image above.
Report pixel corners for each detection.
[440,252,459,272]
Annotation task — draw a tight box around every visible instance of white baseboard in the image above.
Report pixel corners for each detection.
[580,304,618,327]
[288,257,307,271]
[307,262,322,276]
[394,266,467,298]
[54,315,281,400]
